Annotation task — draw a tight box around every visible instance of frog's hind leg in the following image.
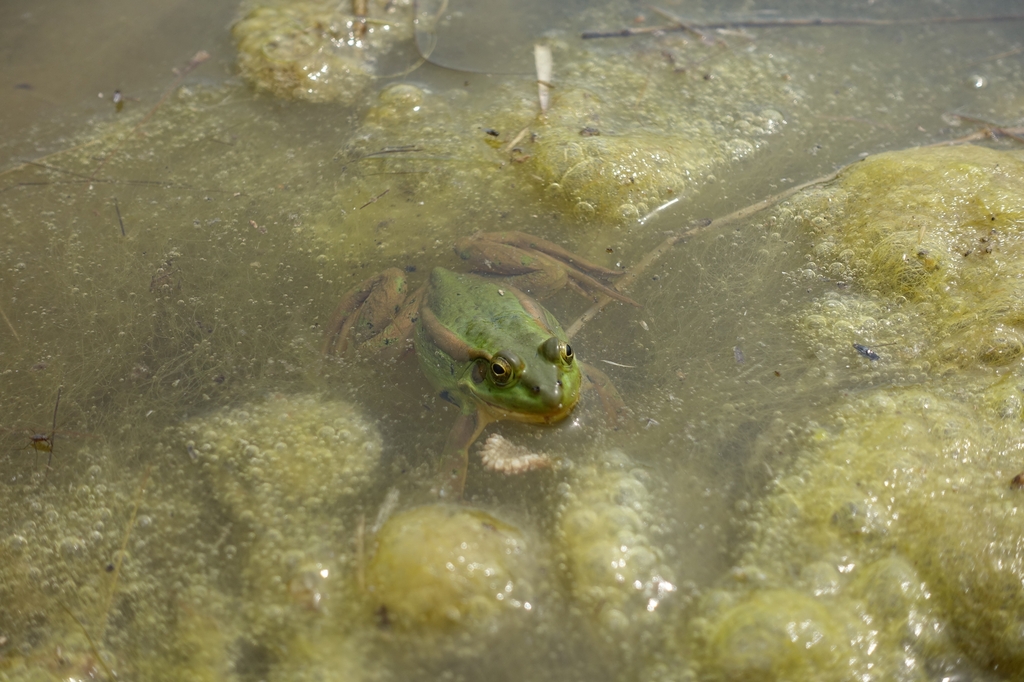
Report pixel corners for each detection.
[563,268,639,307]
[463,231,620,278]
[437,410,488,500]
[323,270,423,355]
[581,361,628,424]
[455,231,639,306]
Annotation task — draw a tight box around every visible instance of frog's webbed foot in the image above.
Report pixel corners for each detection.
[323,268,423,356]
[454,231,639,307]
[581,361,628,424]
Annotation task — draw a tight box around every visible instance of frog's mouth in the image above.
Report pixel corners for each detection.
[478,388,581,425]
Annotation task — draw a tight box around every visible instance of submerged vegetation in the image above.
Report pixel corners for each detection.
[3,0,1024,680]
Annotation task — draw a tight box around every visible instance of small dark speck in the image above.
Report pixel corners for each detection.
[695,218,713,227]
[652,275,659,280]
[404,264,417,273]
[213,374,226,384]
[484,128,500,137]
[15,83,33,90]
[580,126,600,136]
[105,563,115,572]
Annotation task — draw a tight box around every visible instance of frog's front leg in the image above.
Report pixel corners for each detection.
[436,409,488,500]
[323,268,424,356]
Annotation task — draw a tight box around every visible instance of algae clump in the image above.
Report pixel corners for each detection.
[176,393,381,646]
[232,0,413,102]
[556,450,676,642]
[321,35,800,238]
[519,39,797,224]
[694,146,1024,681]
[366,504,537,632]
[699,589,855,682]
[795,145,1024,373]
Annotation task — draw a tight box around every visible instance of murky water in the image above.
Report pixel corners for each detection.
[2,0,1024,679]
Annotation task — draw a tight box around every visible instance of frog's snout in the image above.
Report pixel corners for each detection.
[531,380,566,410]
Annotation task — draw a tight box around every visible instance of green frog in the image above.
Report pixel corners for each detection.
[324,231,636,498]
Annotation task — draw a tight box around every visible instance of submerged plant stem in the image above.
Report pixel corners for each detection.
[98,465,153,645]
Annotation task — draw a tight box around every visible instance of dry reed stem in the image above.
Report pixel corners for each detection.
[534,44,552,113]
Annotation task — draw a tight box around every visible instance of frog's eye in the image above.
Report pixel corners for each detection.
[488,351,522,387]
[541,337,574,365]
[490,357,513,385]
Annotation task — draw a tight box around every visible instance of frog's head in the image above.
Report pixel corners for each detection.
[464,336,582,423]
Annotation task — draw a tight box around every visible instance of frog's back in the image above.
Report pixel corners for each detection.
[424,268,564,351]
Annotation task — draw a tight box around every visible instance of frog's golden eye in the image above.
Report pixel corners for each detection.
[541,337,574,365]
[490,358,512,385]
[486,356,514,387]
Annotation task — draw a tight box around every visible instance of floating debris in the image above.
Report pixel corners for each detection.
[853,343,880,361]
[478,433,552,474]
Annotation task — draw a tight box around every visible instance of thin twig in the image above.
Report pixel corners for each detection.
[946,115,1024,143]
[503,126,531,154]
[355,513,366,592]
[114,198,125,237]
[0,171,236,196]
[582,13,1024,39]
[650,7,724,45]
[566,168,846,337]
[0,302,18,342]
[359,188,390,209]
[352,145,424,160]
[567,128,1024,337]
[45,386,62,472]
[0,139,102,179]
[966,44,1024,67]
[59,603,117,681]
